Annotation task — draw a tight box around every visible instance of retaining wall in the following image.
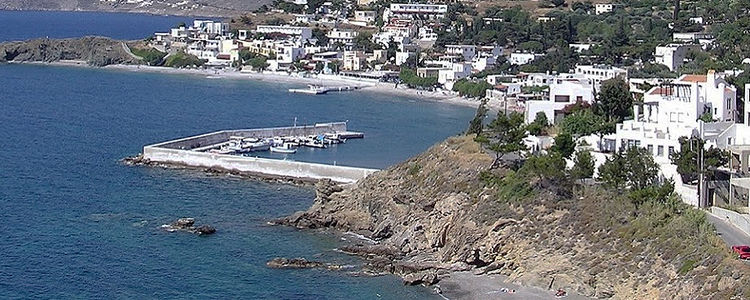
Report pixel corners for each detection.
[151,122,348,150]
[711,206,750,237]
[143,146,378,183]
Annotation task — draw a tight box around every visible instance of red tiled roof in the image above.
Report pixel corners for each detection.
[680,74,707,82]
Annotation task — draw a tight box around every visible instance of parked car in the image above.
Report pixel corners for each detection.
[732,245,750,259]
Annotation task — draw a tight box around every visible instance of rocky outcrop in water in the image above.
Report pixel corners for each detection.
[161,218,216,235]
[0,37,139,66]
[266,257,348,271]
[276,135,750,298]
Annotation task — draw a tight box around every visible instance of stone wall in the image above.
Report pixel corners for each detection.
[711,206,750,237]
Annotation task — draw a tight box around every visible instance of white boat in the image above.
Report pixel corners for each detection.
[288,85,327,94]
[270,142,297,154]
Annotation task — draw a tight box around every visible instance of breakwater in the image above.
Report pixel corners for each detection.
[142,122,378,183]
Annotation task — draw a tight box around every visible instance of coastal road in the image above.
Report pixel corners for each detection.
[705,212,750,247]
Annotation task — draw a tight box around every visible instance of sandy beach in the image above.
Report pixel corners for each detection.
[26,60,494,110]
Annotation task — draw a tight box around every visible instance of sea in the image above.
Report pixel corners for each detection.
[0,11,476,299]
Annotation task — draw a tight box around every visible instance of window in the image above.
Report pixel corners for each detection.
[554,95,570,102]
[658,145,664,156]
[728,137,733,145]
[668,146,675,155]
[576,96,583,102]
[647,144,654,154]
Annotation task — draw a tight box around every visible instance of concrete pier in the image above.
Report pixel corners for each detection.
[142,122,378,183]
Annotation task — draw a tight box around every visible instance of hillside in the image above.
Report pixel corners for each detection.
[0,0,271,17]
[0,37,140,66]
[278,135,750,298]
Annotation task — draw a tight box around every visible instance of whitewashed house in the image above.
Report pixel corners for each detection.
[611,71,737,162]
[525,76,595,124]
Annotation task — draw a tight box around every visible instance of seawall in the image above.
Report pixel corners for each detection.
[141,122,378,183]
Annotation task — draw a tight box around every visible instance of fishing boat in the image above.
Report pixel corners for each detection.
[270,142,298,154]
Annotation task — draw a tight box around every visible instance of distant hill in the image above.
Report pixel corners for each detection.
[0,0,271,17]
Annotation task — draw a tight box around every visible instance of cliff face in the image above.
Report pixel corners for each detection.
[0,37,139,67]
[279,135,750,299]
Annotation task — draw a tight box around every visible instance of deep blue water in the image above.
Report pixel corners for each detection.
[0,10,476,298]
[0,60,474,299]
[0,10,194,42]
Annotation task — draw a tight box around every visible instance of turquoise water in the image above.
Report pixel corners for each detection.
[0,64,474,298]
[0,10,476,298]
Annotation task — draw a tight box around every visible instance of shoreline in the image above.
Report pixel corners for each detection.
[10,60,491,109]
[438,272,588,300]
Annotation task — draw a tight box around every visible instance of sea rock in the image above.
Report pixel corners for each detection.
[267,257,324,269]
[161,218,216,235]
[266,257,346,271]
[0,37,140,66]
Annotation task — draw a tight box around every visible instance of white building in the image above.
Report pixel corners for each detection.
[569,43,593,53]
[673,32,714,43]
[327,28,358,48]
[574,64,628,90]
[395,51,415,66]
[355,10,377,23]
[438,62,472,85]
[445,45,477,61]
[472,56,496,72]
[525,76,595,124]
[509,52,543,65]
[654,44,701,71]
[595,3,621,15]
[343,51,367,71]
[256,25,313,41]
[612,71,737,162]
[515,72,556,86]
[192,20,229,36]
[386,3,448,20]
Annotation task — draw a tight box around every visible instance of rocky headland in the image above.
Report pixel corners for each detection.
[0,37,140,67]
[274,135,750,298]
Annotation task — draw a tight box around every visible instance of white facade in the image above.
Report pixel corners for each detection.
[595,3,620,15]
[395,51,415,66]
[386,3,448,19]
[355,10,377,22]
[327,28,358,47]
[574,64,627,89]
[472,57,496,72]
[343,51,367,71]
[438,62,472,84]
[654,44,701,71]
[509,52,542,65]
[612,71,737,163]
[192,20,229,36]
[445,45,477,61]
[256,25,313,40]
[525,77,595,124]
[569,43,592,53]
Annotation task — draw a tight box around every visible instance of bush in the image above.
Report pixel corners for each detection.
[399,69,438,89]
[164,52,204,68]
[453,79,492,98]
[131,47,166,66]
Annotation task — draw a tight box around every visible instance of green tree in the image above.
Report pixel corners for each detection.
[477,111,528,167]
[598,147,660,190]
[570,149,595,181]
[551,132,576,159]
[467,100,488,136]
[247,57,269,71]
[670,137,729,184]
[520,152,568,186]
[595,78,632,122]
[528,112,549,136]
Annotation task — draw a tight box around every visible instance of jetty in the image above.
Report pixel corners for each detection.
[141,122,377,183]
[288,85,360,95]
